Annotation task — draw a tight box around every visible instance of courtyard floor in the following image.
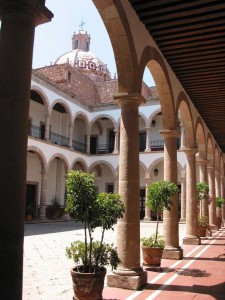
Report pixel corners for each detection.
[23,221,225,300]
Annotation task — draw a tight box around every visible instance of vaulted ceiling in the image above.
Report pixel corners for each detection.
[128,0,225,152]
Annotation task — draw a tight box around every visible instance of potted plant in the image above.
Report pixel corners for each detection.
[216,196,224,229]
[197,215,209,237]
[65,170,125,300]
[25,202,36,221]
[141,180,178,266]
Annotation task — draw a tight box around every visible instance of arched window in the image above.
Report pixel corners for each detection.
[86,42,89,51]
[75,40,79,49]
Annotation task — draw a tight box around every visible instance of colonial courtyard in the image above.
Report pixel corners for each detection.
[23,221,225,299]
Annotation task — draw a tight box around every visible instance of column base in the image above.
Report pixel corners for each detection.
[162,247,183,260]
[143,216,152,222]
[113,150,119,154]
[179,218,186,223]
[107,270,147,290]
[144,149,151,153]
[183,236,200,245]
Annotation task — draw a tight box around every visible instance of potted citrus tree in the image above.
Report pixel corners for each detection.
[216,196,224,229]
[65,170,125,300]
[141,180,178,266]
[196,182,210,237]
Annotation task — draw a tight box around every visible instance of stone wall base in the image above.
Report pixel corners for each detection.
[162,247,183,260]
[107,271,147,290]
[183,236,200,245]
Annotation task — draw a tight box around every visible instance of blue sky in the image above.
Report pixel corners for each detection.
[33,0,155,86]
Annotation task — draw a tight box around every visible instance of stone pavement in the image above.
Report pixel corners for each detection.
[23,222,225,300]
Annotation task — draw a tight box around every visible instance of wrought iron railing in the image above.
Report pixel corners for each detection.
[28,124,41,139]
[72,140,87,153]
[151,140,164,150]
[50,131,69,147]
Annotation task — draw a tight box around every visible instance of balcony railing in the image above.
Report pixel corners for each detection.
[151,140,164,151]
[50,131,69,147]
[28,125,42,139]
[72,140,87,153]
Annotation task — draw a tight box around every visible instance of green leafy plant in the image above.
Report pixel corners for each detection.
[141,235,165,248]
[216,196,224,208]
[65,170,125,273]
[25,202,35,216]
[198,215,209,226]
[145,180,178,247]
[197,182,211,205]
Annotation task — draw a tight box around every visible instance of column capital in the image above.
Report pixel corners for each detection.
[196,158,208,166]
[114,92,145,107]
[160,129,180,138]
[180,147,198,156]
[207,165,215,172]
[0,0,53,26]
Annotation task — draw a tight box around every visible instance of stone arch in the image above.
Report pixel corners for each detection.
[139,161,147,174]
[47,153,69,172]
[30,85,51,115]
[88,160,116,177]
[71,158,88,172]
[73,112,89,129]
[214,145,220,171]
[207,134,214,167]
[90,114,116,131]
[50,99,73,124]
[195,117,207,160]
[148,106,161,128]
[219,153,224,175]
[176,91,195,148]
[93,0,139,92]
[139,46,175,130]
[138,111,147,127]
[27,145,47,173]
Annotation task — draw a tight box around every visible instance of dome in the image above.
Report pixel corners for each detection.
[55,49,108,74]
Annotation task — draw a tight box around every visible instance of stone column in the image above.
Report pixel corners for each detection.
[197,159,209,218]
[0,2,53,299]
[113,129,119,154]
[144,127,151,152]
[68,122,73,148]
[208,166,217,226]
[160,130,183,259]
[86,130,90,154]
[182,148,200,245]
[107,93,147,290]
[44,113,50,141]
[39,171,48,219]
[144,175,151,221]
[179,176,186,223]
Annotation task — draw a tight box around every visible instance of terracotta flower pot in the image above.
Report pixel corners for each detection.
[198,225,207,237]
[70,266,106,300]
[142,246,163,266]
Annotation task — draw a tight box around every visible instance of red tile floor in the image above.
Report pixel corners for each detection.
[103,227,225,300]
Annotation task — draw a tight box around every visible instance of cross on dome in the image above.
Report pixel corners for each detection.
[79,19,85,31]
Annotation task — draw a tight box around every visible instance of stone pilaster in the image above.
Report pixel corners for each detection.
[144,127,151,152]
[0,1,53,299]
[160,129,183,259]
[39,171,48,219]
[208,166,217,226]
[179,176,186,222]
[113,174,119,193]
[113,129,119,154]
[107,93,147,290]
[144,175,151,221]
[182,148,200,245]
